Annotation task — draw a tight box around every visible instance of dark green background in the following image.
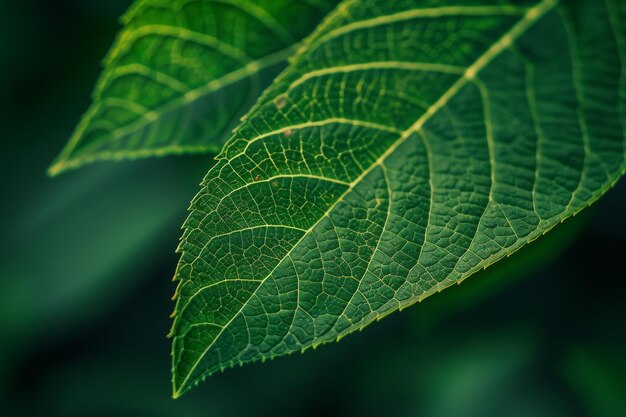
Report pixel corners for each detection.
[1,1,625,416]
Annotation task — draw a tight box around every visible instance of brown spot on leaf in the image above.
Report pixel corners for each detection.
[274,94,288,110]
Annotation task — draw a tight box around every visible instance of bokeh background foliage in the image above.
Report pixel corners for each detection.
[1,1,625,416]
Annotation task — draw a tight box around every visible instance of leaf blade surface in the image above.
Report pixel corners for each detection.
[172,0,626,396]
[49,0,339,175]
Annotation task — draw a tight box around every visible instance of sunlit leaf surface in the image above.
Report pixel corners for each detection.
[171,0,625,396]
[49,0,339,175]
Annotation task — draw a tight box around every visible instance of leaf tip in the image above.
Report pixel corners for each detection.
[46,161,65,177]
[171,369,190,399]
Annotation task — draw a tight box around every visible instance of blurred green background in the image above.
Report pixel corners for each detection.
[1,1,625,416]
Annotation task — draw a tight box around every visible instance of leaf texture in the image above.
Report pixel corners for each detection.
[171,0,626,396]
[48,0,339,175]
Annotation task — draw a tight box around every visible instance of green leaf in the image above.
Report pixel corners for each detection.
[171,0,626,396]
[48,0,339,176]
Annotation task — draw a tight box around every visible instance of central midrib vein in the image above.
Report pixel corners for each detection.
[174,0,559,395]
